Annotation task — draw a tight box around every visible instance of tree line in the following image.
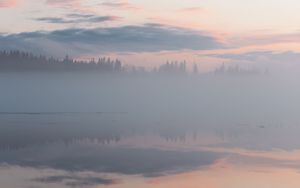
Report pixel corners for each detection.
[0,51,123,72]
[0,50,262,75]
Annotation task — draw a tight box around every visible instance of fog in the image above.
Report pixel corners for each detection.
[0,72,299,125]
[2,70,300,188]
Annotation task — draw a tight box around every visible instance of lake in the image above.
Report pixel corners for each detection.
[1,73,300,188]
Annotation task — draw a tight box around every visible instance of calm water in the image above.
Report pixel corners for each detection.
[1,112,300,188]
[1,73,300,187]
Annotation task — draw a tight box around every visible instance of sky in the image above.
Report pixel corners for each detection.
[1,0,300,71]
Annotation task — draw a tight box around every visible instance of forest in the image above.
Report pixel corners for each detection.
[0,50,261,75]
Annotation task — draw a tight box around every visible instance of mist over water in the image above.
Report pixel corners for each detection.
[1,70,300,188]
[0,72,298,124]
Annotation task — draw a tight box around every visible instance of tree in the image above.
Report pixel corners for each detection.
[193,63,198,74]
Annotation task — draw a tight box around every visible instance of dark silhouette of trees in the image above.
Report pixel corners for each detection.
[214,63,226,74]
[0,51,124,73]
[214,63,260,76]
[193,63,198,74]
[158,60,187,74]
[0,50,263,76]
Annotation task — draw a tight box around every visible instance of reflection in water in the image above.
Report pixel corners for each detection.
[0,142,221,177]
[146,166,300,188]
[1,113,300,187]
[1,74,300,187]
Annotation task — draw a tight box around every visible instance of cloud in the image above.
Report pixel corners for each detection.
[0,24,222,57]
[33,175,117,187]
[46,0,79,6]
[178,7,206,13]
[46,0,89,12]
[35,17,73,24]
[67,13,94,18]
[212,50,300,62]
[101,0,141,10]
[35,15,121,24]
[231,32,300,47]
[0,0,17,7]
[211,51,275,61]
[46,0,140,10]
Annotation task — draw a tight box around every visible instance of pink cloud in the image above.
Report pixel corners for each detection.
[230,32,300,48]
[0,0,17,8]
[178,7,207,14]
[46,0,80,7]
[101,0,141,10]
[46,0,96,14]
